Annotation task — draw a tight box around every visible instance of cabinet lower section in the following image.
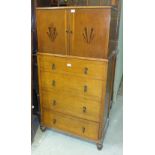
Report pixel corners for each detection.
[38,53,110,148]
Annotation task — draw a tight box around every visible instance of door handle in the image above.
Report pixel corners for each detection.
[66,30,73,34]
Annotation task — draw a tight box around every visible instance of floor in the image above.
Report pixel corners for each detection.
[32,86,123,155]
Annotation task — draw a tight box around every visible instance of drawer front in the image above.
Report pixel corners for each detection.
[42,109,99,140]
[40,71,104,100]
[41,90,101,122]
[38,54,108,80]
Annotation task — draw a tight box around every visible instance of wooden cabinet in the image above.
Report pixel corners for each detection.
[36,6,118,150]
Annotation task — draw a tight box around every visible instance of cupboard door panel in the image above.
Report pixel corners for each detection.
[69,8,111,58]
[36,9,68,54]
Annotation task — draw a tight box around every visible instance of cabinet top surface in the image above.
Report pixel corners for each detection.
[36,6,115,10]
[37,53,109,62]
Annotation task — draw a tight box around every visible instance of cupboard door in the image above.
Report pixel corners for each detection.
[36,9,68,54]
[69,8,111,58]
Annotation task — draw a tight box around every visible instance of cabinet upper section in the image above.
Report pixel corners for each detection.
[36,7,118,59]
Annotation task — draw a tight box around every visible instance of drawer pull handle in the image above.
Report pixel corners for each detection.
[52,64,56,70]
[53,119,56,124]
[52,100,56,106]
[52,80,56,87]
[82,127,85,133]
[84,67,88,74]
[83,106,87,113]
[84,85,87,92]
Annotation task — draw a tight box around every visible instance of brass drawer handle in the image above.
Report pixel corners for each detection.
[84,85,87,92]
[82,127,85,133]
[52,100,56,106]
[84,67,88,74]
[83,106,87,113]
[51,64,56,70]
[53,119,56,124]
[52,80,56,87]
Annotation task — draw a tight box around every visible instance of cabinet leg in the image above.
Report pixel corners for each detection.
[96,118,109,150]
[96,143,103,150]
[40,125,46,132]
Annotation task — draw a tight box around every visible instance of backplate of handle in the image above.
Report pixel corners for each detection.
[52,80,56,86]
[83,106,87,113]
[52,100,56,106]
[82,127,85,133]
[53,119,56,124]
[84,67,88,74]
[84,85,87,92]
[52,63,56,70]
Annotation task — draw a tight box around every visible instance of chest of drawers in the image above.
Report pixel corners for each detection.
[36,6,118,150]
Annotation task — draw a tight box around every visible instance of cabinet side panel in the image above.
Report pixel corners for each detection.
[98,61,108,139]
[37,55,43,125]
[108,9,119,56]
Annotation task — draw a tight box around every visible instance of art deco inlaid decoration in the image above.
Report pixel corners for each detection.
[47,23,58,42]
[83,27,95,44]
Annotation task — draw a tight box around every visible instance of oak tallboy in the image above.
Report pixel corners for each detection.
[36,6,118,150]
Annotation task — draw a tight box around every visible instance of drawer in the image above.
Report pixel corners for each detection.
[40,71,105,100]
[38,54,108,80]
[41,90,101,122]
[42,109,99,140]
